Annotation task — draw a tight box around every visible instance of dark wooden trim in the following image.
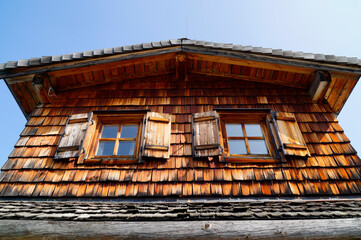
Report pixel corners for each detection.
[2,45,361,81]
[225,156,280,163]
[0,47,182,79]
[193,116,216,122]
[4,80,29,120]
[308,71,331,101]
[183,46,361,74]
[214,108,271,113]
[93,109,150,114]
[195,144,220,150]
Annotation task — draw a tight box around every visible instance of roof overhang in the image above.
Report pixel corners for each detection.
[1,40,360,118]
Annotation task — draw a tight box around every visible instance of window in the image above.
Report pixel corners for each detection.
[218,109,276,162]
[54,110,172,164]
[225,123,269,155]
[96,124,138,156]
[86,112,144,164]
[192,109,278,163]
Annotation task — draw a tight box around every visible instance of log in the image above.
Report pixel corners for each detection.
[1,219,361,239]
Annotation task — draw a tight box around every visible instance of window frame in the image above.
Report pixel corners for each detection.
[216,109,278,163]
[82,110,147,165]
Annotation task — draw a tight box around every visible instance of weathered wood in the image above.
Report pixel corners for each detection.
[189,70,308,89]
[192,111,222,158]
[144,145,169,151]
[185,46,361,74]
[270,112,310,158]
[176,52,187,81]
[0,47,182,79]
[195,144,220,150]
[1,219,361,239]
[148,117,170,123]
[32,73,56,104]
[308,71,331,102]
[194,116,216,122]
[54,112,93,160]
[332,78,358,114]
[142,112,172,159]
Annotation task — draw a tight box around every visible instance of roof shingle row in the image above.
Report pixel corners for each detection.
[1,39,360,70]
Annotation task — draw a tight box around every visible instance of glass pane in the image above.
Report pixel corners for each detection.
[245,124,263,137]
[117,141,136,156]
[96,141,115,156]
[249,140,268,154]
[101,125,119,138]
[226,124,243,137]
[120,125,138,138]
[228,140,247,155]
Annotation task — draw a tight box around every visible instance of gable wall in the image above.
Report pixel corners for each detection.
[0,73,360,198]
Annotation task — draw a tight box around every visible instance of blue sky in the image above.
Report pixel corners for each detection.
[0,0,361,166]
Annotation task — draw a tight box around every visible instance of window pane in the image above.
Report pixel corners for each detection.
[96,141,115,156]
[101,125,118,138]
[117,141,136,156]
[249,140,268,154]
[228,140,247,155]
[120,125,138,138]
[226,124,243,137]
[245,124,263,137]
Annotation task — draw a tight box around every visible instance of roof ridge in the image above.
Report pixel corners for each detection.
[1,39,360,71]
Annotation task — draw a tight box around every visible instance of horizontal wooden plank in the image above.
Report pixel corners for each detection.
[148,117,170,123]
[277,116,296,121]
[195,144,220,150]
[144,145,169,151]
[193,116,216,122]
[284,143,308,149]
[2,218,361,239]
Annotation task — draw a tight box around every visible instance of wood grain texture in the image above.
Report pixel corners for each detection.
[0,72,360,198]
[192,111,222,158]
[54,113,92,159]
[142,112,172,159]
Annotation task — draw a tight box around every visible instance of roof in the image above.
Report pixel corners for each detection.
[1,38,361,72]
[2,199,361,221]
[0,39,360,200]
[2,200,361,239]
[1,38,360,118]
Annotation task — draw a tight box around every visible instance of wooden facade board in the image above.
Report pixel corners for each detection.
[0,70,360,198]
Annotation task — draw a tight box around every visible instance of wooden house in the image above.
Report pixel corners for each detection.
[0,39,361,238]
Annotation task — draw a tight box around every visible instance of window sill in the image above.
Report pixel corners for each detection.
[83,157,139,165]
[224,156,280,164]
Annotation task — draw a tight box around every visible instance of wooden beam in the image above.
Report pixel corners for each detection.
[0,47,182,79]
[1,219,361,239]
[308,71,331,102]
[175,52,187,81]
[48,52,177,79]
[32,73,56,104]
[184,46,361,74]
[189,70,308,89]
[4,80,29,120]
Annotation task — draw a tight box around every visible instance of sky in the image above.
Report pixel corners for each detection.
[0,0,360,167]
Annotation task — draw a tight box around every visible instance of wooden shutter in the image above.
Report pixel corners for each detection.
[192,111,222,158]
[141,112,171,159]
[54,113,93,160]
[270,112,310,158]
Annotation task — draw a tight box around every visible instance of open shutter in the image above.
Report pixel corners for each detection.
[270,111,310,158]
[54,113,93,160]
[192,111,222,158]
[141,112,171,159]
